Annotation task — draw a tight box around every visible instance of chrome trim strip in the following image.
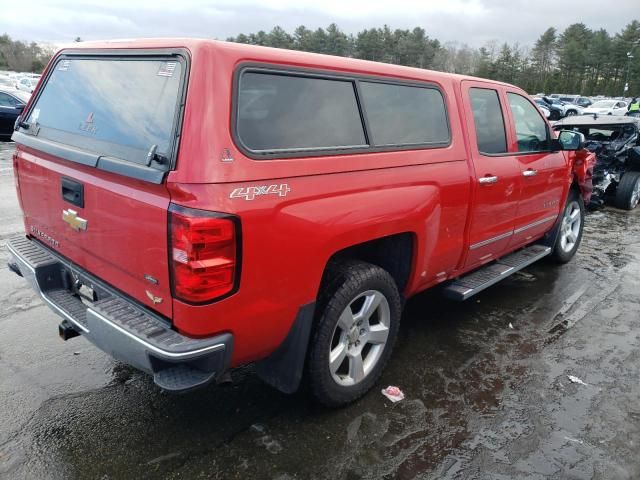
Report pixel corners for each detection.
[514,215,557,234]
[87,308,226,360]
[469,230,513,250]
[469,214,558,251]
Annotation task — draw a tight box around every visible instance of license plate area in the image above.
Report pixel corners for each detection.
[78,284,96,302]
[59,265,109,306]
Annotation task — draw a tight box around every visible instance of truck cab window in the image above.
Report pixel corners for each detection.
[507,93,549,152]
[469,88,507,154]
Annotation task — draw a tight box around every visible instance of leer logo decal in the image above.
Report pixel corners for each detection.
[230,184,291,201]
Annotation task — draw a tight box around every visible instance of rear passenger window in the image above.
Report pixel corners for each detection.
[469,88,507,154]
[359,82,449,146]
[507,93,549,152]
[237,72,366,152]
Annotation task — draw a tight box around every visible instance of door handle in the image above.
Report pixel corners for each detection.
[479,175,498,185]
[523,169,538,177]
[61,177,84,208]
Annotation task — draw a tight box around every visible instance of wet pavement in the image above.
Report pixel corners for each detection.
[1,140,639,479]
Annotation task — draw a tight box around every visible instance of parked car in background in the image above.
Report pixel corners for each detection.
[0,76,15,88]
[535,97,563,120]
[561,102,583,117]
[559,95,592,108]
[583,100,628,116]
[7,39,592,406]
[546,97,576,117]
[15,77,38,93]
[538,104,551,119]
[0,88,29,139]
[554,115,640,210]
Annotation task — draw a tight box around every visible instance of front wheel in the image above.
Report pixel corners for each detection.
[551,190,585,263]
[306,261,401,407]
[614,171,640,210]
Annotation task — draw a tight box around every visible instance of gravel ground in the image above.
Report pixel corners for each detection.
[0,141,639,480]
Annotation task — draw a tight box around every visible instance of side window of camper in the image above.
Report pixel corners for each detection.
[359,82,449,146]
[236,72,366,152]
[235,68,451,158]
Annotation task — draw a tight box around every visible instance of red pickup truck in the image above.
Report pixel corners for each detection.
[7,39,593,406]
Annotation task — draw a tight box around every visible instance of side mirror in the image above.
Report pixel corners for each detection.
[15,104,25,112]
[555,130,585,151]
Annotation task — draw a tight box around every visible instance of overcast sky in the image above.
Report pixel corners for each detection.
[2,0,638,48]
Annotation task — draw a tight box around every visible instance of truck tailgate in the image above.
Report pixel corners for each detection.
[11,53,188,319]
[16,146,173,318]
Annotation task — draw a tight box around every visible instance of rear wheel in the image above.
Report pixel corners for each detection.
[552,189,585,263]
[306,260,401,407]
[614,171,640,210]
[566,109,577,116]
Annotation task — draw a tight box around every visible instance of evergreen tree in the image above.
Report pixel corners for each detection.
[530,27,557,93]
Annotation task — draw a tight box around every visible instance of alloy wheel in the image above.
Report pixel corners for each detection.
[630,179,640,209]
[559,200,581,253]
[329,290,390,386]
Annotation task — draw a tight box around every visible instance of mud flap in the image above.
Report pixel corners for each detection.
[254,302,315,394]
[540,213,563,248]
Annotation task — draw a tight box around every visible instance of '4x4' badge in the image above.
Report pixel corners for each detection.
[230,184,290,201]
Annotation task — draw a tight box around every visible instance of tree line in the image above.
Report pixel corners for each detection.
[3,20,639,96]
[228,21,640,97]
[0,34,54,73]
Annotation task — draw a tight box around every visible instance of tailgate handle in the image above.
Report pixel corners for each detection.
[61,177,84,208]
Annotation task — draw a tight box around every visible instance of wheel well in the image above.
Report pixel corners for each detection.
[325,233,415,293]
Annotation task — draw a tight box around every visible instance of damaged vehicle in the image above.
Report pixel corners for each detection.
[554,115,640,210]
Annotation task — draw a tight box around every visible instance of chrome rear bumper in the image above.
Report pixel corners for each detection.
[7,235,233,392]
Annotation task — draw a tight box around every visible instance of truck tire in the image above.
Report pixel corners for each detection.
[614,171,640,210]
[566,109,577,116]
[306,260,401,407]
[551,189,585,263]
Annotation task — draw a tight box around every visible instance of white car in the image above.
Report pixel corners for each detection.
[583,100,628,116]
[561,103,584,117]
[0,76,14,88]
[538,105,551,119]
[15,77,38,93]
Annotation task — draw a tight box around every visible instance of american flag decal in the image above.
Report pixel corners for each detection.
[157,62,177,77]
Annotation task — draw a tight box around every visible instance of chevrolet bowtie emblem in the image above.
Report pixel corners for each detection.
[62,209,88,232]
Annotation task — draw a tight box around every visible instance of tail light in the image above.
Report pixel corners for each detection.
[169,205,240,304]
